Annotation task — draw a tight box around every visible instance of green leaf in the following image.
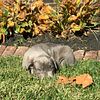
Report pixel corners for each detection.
[76,0,81,5]
[0,28,6,33]
[3,9,9,16]
[80,21,86,28]
[55,0,60,4]
[15,25,20,33]
[26,29,31,33]
[28,20,32,27]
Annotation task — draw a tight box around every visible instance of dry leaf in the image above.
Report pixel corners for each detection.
[75,74,93,88]
[57,76,69,84]
[57,74,93,88]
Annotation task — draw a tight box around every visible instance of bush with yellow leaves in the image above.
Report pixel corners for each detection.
[53,0,100,38]
[0,0,99,43]
[0,0,57,42]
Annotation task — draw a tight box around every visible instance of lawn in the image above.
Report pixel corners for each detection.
[0,56,100,100]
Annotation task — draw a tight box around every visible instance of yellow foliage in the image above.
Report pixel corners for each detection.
[0,9,3,16]
[17,10,26,21]
[38,24,49,31]
[0,22,4,26]
[71,23,81,32]
[7,21,15,27]
[68,15,78,22]
[40,5,53,14]
[0,1,3,7]
[31,0,43,10]
[34,23,40,35]
[38,14,49,20]
[20,28,25,33]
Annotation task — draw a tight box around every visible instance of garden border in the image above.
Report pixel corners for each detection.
[0,45,100,61]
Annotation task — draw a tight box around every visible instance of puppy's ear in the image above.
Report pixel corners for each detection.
[50,58,59,73]
[27,59,35,74]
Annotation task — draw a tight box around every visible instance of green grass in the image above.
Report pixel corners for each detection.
[0,56,100,100]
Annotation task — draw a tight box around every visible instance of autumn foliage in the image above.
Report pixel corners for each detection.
[0,0,99,42]
[57,74,93,88]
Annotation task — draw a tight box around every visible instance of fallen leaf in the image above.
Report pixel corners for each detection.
[75,74,93,88]
[57,74,93,88]
[57,76,69,84]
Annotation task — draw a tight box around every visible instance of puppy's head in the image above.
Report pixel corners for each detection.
[28,56,57,78]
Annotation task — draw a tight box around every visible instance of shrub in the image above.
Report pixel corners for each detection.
[0,0,99,42]
[0,0,57,42]
[52,0,100,38]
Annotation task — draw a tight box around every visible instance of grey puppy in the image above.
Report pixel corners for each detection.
[22,43,75,78]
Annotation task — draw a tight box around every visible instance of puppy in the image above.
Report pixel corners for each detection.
[22,43,75,78]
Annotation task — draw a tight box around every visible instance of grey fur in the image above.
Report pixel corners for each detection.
[22,43,75,78]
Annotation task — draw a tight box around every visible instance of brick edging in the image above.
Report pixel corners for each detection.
[0,45,100,61]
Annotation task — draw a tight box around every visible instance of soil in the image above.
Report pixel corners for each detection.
[2,29,100,51]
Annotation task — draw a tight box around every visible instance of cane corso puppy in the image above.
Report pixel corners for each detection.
[22,43,75,78]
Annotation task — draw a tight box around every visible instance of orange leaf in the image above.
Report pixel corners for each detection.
[57,76,69,84]
[57,74,93,88]
[75,74,93,88]
[0,1,3,7]
[18,10,26,21]
[0,9,3,16]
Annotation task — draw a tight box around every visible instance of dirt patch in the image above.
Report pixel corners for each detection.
[3,30,100,51]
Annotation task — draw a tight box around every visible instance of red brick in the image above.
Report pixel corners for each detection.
[74,50,85,60]
[2,46,17,56]
[14,46,29,56]
[83,51,98,60]
[0,45,6,56]
[97,50,100,61]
